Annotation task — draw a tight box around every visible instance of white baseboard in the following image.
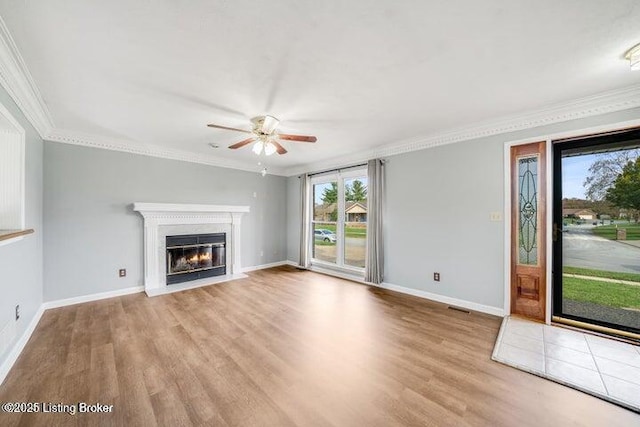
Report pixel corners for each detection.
[241,260,289,273]
[376,281,504,317]
[0,305,45,385]
[295,264,503,317]
[43,285,144,309]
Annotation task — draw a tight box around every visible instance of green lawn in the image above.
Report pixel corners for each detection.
[563,276,640,309]
[592,223,640,241]
[562,266,640,283]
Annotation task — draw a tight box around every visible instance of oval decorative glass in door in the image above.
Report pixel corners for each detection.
[518,156,538,265]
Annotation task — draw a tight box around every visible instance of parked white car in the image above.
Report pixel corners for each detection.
[314,229,336,243]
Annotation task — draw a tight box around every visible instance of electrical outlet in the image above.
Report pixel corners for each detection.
[260,250,264,257]
[434,272,440,282]
[119,269,126,277]
[490,212,502,222]
[15,304,19,321]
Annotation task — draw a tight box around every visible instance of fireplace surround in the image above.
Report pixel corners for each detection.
[133,203,249,296]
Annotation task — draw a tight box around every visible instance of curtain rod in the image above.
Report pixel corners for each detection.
[302,159,385,178]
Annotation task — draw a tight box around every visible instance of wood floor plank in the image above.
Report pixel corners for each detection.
[1,266,639,426]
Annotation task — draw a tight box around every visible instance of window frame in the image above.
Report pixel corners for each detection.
[309,167,367,273]
[0,100,26,247]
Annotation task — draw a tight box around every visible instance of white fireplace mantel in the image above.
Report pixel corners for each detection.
[133,203,250,296]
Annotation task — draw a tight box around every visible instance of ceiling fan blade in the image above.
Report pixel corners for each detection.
[271,140,288,155]
[228,137,256,149]
[207,123,252,134]
[277,133,317,142]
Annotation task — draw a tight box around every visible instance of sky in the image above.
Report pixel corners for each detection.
[562,154,598,199]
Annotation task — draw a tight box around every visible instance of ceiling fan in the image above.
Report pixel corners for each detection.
[207,115,317,155]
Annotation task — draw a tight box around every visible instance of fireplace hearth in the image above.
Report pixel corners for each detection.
[166,233,226,284]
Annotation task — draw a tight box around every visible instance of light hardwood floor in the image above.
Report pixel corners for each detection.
[1,266,638,426]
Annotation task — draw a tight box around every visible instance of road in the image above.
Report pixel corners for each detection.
[563,225,640,273]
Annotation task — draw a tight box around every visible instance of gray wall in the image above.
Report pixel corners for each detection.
[287,107,640,311]
[0,87,43,368]
[43,143,287,301]
[286,176,301,263]
[385,136,504,307]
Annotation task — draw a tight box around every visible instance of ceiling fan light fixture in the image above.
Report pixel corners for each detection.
[260,115,279,134]
[264,141,277,156]
[252,140,264,155]
[625,43,640,70]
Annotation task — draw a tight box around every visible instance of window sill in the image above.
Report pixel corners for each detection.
[309,262,366,285]
[0,229,34,247]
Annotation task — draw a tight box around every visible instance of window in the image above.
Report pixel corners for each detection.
[311,169,368,270]
[0,102,25,235]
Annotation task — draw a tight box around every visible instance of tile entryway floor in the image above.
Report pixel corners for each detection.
[492,316,640,413]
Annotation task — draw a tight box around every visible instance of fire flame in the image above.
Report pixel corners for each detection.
[188,253,212,263]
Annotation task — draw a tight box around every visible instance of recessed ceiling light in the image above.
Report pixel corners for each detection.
[625,43,640,71]
[208,143,220,149]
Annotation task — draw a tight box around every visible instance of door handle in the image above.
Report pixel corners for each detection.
[553,223,558,242]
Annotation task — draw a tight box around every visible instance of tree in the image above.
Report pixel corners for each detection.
[606,158,640,212]
[584,149,640,201]
[347,179,367,202]
[320,183,338,221]
[321,182,337,204]
[344,183,353,202]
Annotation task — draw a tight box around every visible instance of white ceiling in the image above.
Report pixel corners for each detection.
[0,1,639,175]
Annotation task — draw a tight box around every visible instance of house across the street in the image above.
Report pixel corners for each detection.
[562,208,597,220]
[315,201,367,222]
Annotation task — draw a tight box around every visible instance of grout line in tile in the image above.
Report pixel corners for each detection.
[543,350,600,372]
[587,339,640,366]
[585,335,609,396]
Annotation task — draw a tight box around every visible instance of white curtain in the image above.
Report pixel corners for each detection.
[299,173,311,268]
[365,159,384,284]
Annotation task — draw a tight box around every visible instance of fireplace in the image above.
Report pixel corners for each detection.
[133,203,249,296]
[166,233,226,285]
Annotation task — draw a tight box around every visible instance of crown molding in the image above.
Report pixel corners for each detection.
[0,15,54,137]
[283,83,640,176]
[45,128,287,176]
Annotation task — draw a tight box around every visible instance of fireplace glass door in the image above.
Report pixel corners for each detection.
[166,233,226,285]
[167,244,217,274]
